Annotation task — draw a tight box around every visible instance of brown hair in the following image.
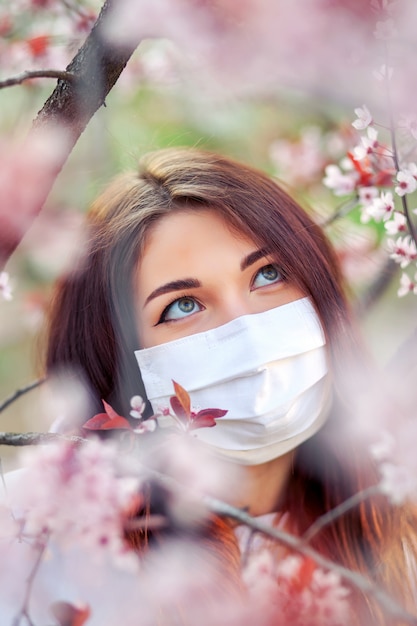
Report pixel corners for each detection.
[45,148,417,623]
[46,148,356,415]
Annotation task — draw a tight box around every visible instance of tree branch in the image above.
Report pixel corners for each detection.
[0,379,46,414]
[204,495,417,625]
[300,485,382,544]
[33,0,138,135]
[0,432,87,446]
[0,0,143,266]
[143,464,417,625]
[0,70,76,89]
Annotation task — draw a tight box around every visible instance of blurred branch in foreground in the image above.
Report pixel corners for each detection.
[0,432,86,446]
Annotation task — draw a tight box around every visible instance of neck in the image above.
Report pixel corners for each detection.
[228,451,294,517]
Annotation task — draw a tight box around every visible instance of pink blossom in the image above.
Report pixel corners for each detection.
[269,126,327,187]
[244,553,350,626]
[0,271,12,301]
[242,549,278,601]
[379,462,417,504]
[19,209,87,280]
[371,422,417,503]
[352,105,373,130]
[367,191,395,222]
[397,272,417,297]
[0,130,71,249]
[374,18,397,40]
[101,0,396,106]
[143,433,242,529]
[323,165,357,196]
[387,235,417,268]
[13,441,141,568]
[395,167,417,196]
[384,211,407,235]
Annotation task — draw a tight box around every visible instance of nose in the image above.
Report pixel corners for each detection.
[214,292,253,327]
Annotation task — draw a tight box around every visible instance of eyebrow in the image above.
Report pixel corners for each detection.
[144,278,201,306]
[240,248,270,271]
[144,248,270,306]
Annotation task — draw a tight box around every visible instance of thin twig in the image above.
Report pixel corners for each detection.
[354,257,398,317]
[0,379,46,414]
[203,495,417,625]
[0,70,76,89]
[300,485,382,544]
[141,465,417,625]
[12,532,49,626]
[0,432,87,446]
[384,41,417,246]
[321,197,359,227]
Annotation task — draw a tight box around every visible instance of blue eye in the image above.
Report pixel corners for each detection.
[252,264,282,289]
[159,297,203,323]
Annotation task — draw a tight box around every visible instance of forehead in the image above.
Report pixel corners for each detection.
[140,208,257,264]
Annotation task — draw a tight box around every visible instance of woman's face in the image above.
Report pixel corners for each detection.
[135,209,305,348]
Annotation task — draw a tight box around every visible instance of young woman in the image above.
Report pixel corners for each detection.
[45,148,417,624]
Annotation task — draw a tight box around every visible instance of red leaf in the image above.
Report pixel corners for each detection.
[189,407,228,430]
[102,399,124,421]
[26,35,50,58]
[169,396,187,422]
[82,413,109,430]
[169,381,191,420]
[196,408,228,419]
[189,414,217,430]
[82,400,132,431]
[100,416,132,430]
[172,380,191,418]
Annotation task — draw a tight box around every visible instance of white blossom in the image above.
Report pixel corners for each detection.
[395,167,417,197]
[387,235,417,268]
[358,186,379,206]
[130,395,146,419]
[352,127,379,161]
[323,165,357,196]
[384,211,407,235]
[367,191,395,222]
[352,105,373,130]
[397,272,417,297]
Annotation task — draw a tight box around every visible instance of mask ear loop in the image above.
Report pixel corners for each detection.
[136,364,154,421]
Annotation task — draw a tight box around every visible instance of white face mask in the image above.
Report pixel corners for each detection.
[135,297,330,465]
